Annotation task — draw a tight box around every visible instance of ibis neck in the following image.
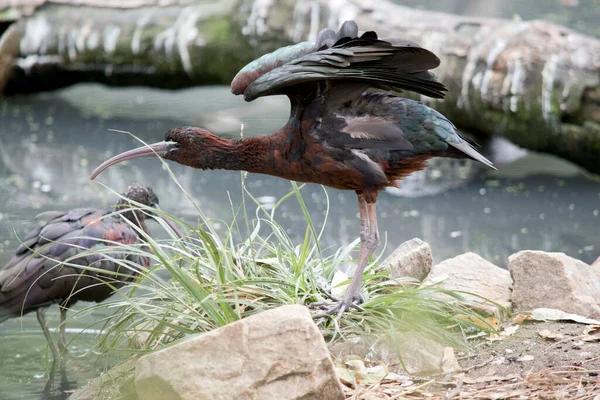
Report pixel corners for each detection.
[196,133,284,174]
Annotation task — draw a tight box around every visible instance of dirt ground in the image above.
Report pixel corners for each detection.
[341,321,600,399]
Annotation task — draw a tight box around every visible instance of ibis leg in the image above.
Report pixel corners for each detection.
[335,199,379,318]
[58,307,68,352]
[310,192,379,320]
[36,307,60,362]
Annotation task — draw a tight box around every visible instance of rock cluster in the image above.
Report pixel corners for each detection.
[384,239,599,320]
[69,240,599,400]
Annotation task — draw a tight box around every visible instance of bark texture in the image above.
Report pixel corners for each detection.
[0,0,598,173]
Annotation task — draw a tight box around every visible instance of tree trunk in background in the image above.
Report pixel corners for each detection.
[0,0,598,174]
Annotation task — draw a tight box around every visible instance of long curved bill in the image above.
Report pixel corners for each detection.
[90,141,177,180]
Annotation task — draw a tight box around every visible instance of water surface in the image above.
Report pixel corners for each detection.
[0,81,599,399]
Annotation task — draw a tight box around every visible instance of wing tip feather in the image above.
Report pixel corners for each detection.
[449,141,497,170]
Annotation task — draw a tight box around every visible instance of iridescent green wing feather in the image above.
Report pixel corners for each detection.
[243,33,447,101]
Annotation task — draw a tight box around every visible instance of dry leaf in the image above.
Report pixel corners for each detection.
[513,314,534,324]
[458,314,499,330]
[583,325,600,342]
[584,325,599,334]
[538,329,565,341]
[484,316,500,330]
[531,308,600,325]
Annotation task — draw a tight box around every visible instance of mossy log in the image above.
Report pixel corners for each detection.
[0,0,599,173]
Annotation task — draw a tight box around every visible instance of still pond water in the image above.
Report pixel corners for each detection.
[0,82,598,400]
[1,1,600,398]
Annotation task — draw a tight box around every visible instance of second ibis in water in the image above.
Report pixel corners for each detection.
[0,184,180,360]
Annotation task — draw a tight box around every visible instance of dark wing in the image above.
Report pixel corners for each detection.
[319,113,414,151]
[231,40,316,96]
[318,93,496,171]
[242,32,446,102]
[231,21,358,95]
[0,208,145,321]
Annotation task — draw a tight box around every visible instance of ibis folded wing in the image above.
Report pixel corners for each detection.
[0,208,144,320]
[243,35,447,102]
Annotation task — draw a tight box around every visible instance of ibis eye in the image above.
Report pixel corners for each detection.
[164,142,180,157]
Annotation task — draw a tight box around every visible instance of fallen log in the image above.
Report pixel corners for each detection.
[0,0,598,174]
[0,0,270,93]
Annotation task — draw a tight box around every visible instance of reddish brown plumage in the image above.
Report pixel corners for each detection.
[91,21,495,319]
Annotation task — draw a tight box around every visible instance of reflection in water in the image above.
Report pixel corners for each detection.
[41,362,75,400]
[0,309,113,400]
[0,84,599,398]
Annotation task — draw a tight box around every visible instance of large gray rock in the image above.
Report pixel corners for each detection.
[509,251,600,318]
[378,238,433,281]
[423,252,512,315]
[135,305,344,400]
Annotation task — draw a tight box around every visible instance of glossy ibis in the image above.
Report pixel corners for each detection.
[91,21,495,319]
[0,184,179,360]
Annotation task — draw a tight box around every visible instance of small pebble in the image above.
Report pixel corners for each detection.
[507,355,518,362]
[517,355,534,362]
[505,349,514,354]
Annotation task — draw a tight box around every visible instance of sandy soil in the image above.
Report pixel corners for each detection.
[341,321,600,399]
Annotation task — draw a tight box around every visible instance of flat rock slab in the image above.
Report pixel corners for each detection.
[379,238,433,281]
[509,251,600,318]
[423,252,512,315]
[135,305,344,400]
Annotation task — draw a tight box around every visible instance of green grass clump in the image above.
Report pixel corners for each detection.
[62,172,494,369]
